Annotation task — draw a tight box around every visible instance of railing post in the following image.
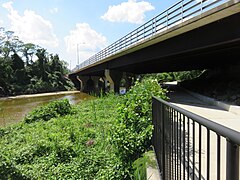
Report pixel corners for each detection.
[161,102,165,180]
[226,140,239,180]
[166,10,169,29]
[181,0,184,23]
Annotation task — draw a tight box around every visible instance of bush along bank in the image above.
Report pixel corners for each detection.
[0,77,168,179]
[111,77,168,179]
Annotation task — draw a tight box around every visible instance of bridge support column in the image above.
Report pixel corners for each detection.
[78,76,89,92]
[91,76,102,94]
[68,74,81,90]
[105,69,123,93]
[78,76,102,94]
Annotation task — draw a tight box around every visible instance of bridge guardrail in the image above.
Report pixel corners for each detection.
[152,96,240,180]
[75,0,230,71]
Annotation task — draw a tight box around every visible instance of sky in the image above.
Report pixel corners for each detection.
[0,0,178,69]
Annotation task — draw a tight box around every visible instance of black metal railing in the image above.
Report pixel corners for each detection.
[152,96,240,180]
[74,0,232,71]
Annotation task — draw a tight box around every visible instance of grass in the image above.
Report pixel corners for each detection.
[0,77,168,179]
[0,93,125,179]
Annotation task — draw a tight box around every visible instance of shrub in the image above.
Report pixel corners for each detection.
[111,77,168,167]
[24,99,72,123]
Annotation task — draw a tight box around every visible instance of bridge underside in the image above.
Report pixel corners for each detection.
[69,11,240,93]
[73,12,240,76]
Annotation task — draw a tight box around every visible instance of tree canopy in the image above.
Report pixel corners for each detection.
[0,27,74,96]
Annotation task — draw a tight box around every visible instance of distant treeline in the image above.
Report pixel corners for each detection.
[0,27,74,96]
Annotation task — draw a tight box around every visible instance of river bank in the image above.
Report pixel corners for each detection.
[0,90,82,100]
[0,93,125,179]
[0,91,93,127]
[0,77,167,179]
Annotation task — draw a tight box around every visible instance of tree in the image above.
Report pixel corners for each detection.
[0,27,74,96]
[21,43,36,65]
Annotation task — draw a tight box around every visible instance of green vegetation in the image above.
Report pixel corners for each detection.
[24,99,73,123]
[0,94,124,179]
[144,70,205,83]
[111,78,167,163]
[0,27,74,97]
[0,77,167,179]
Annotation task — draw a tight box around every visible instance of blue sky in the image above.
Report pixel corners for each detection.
[0,0,177,69]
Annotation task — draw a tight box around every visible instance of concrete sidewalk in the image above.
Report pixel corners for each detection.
[166,84,240,179]
[167,84,240,133]
[148,83,240,180]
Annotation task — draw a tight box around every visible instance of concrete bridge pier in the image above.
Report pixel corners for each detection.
[105,69,123,93]
[68,74,81,90]
[69,70,135,94]
[77,76,88,92]
[78,76,104,94]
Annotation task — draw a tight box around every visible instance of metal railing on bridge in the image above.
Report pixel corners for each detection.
[76,0,230,71]
[152,96,240,180]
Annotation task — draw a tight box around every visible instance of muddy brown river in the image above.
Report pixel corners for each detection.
[0,91,92,127]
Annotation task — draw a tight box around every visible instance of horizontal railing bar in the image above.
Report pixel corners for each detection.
[202,0,223,10]
[167,5,183,16]
[183,2,201,14]
[167,12,181,22]
[182,0,196,8]
[183,8,201,19]
[153,96,240,145]
[167,17,183,27]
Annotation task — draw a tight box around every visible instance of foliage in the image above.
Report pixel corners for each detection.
[133,150,158,180]
[144,70,205,83]
[24,99,72,123]
[0,78,168,179]
[0,27,74,97]
[111,77,168,178]
[0,94,131,179]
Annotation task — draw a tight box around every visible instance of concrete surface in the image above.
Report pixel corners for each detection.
[168,84,240,132]
[166,84,240,180]
[148,83,240,180]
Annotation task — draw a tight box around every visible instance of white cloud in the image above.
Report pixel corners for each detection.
[64,23,107,64]
[2,1,58,47]
[101,0,155,24]
[50,7,58,14]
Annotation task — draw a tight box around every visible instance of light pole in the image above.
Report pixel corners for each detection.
[77,44,79,69]
[76,42,85,69]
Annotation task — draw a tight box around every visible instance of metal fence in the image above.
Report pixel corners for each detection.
[75,0,230,71]
[152,96,240,180]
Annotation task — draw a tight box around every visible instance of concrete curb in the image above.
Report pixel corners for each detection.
[180,86,240,115]
[146,149,162,180]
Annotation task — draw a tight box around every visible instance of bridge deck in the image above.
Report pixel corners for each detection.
[70,0,240,77]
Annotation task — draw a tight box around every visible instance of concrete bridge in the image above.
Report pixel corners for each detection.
[68,0,240,93]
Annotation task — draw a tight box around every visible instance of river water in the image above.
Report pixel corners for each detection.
[0,91,92,127]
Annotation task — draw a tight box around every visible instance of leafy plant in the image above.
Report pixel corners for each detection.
[24,99,72,123]
[111,77,168,178]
